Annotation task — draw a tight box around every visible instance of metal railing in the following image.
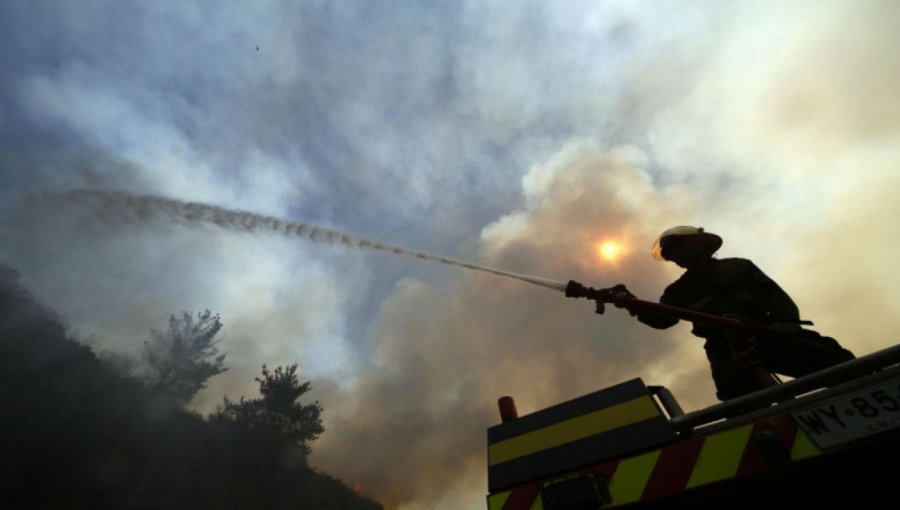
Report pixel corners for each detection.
[670,343,900,432]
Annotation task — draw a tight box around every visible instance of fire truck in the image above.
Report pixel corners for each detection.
[485,282,900,509]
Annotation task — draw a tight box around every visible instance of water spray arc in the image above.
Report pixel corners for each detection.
[50,190,570,293]
[44,191,736,331]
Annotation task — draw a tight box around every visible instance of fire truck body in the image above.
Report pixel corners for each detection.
[487,344,900,509]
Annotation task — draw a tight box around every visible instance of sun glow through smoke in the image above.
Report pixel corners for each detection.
[597,240,623,262]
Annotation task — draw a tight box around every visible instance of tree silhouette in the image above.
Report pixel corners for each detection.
[213,364,324,455]
[1,265,382,509]
[142,309,227,403]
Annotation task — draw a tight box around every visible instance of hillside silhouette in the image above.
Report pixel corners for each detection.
[0,264,382,510]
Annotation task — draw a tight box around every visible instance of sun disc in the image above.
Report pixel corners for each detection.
[598,241,622,262]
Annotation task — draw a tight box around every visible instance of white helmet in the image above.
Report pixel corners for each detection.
[651,226,722,261]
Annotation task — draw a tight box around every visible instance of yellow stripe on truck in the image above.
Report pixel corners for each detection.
[608,450,661,505]
[686,424,753,488]
[489,396,660,466]
[487,491,510,510]
[790,428,822,461]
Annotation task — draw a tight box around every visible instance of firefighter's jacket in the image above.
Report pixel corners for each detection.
[638,257,800,332]
[636,257,853,400]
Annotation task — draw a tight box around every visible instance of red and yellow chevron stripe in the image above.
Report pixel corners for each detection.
[487,413,823,510]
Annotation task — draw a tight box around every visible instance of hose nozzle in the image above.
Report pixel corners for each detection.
[565,280,590,298]
[565,280,606,314]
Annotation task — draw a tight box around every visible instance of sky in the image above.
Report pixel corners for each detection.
[2,1,900,508]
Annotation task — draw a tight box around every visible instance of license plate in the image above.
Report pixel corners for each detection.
[791,379,900,449]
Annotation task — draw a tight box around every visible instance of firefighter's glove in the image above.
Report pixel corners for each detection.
[606,284,637,317]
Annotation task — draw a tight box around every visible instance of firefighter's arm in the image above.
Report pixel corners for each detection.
[636,296,680,329]
[637,311,679,329]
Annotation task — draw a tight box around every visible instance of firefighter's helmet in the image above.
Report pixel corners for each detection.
[651,226,722,261]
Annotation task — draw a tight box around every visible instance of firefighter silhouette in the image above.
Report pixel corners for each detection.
[616,226,855,401]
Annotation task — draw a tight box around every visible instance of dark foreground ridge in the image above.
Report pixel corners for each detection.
[0,264,383,510]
